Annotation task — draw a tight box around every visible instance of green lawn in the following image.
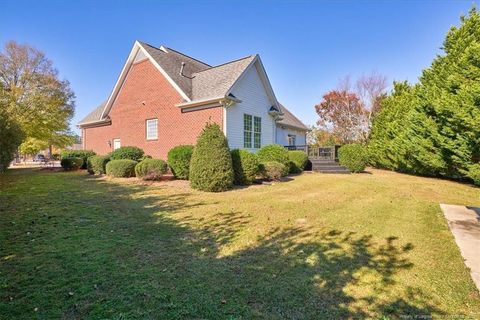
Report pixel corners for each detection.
[1,168,479,319]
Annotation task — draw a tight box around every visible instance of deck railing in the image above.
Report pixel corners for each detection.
[285,145,340,161]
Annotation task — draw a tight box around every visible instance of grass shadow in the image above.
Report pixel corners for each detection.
[0,168,444,319]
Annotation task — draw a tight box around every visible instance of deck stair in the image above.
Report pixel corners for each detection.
[310,159,350,174]
[285,145,350,174]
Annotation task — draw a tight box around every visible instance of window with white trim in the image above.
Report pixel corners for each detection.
[253,116,261,148]
[244,114,252,148]
[146,118,158,140]
[288,134,296,146]
[244,114,262,149]
[113,138,121,150]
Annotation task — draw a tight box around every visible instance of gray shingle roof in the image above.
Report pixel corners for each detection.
[78,102,106,125]
[277,103,309,131]
[191,55,255,101]
[140,42,211,99]
[78,42,307,131]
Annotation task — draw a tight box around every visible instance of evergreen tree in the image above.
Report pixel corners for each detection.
[189,123,234,192]
[369,7,480,183]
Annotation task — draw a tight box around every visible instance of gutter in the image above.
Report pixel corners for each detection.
[77,118,111,129]
[276,122,310,132]
[175,96,241,111]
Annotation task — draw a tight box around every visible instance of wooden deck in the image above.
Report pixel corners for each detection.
[285,145,350,173]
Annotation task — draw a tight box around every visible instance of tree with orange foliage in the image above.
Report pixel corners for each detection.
[314,73,386,144]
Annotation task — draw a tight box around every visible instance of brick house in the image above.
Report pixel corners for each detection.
[78,41,308,159]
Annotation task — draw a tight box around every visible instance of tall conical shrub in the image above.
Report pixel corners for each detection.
[189,123,234,192]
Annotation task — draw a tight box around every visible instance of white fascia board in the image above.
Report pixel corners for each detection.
[99,41,141,119]
[225,55,280,110]
[224,55,258,98]
[176,96,241,109]
[99,41,191,120]
[137,43,191,102]
[252,56,281,108]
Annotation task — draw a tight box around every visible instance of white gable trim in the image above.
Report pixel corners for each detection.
[138,43,191,102]
[225,55,280,110]
[99,41,191,119]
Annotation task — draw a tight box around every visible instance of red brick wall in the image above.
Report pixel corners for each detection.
[82,59,223,159]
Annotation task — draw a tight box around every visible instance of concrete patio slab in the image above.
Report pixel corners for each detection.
[440,204,480,292]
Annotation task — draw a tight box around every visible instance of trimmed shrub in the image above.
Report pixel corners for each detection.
[231,149,260,185]
[257,144,290,175]
[139,155,152,162]
[288,150,308,174]
[109,146,145,161]
[61,150,96,169]
[135,159,168,180]
[189,123,233,192]
[338,144,368,173]
[167,145,194,180]
[106,159,137,178]
[60,157,84,171]
[260,161,286,181]
[87,155,110,175]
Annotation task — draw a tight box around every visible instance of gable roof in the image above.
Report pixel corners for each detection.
[277,103,309,131]
[191,55,255,101]
[78,41,307,131]
[78,102,107,125]
[140,42,211,99]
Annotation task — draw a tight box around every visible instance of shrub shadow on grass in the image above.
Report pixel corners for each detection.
[1,169,443,319]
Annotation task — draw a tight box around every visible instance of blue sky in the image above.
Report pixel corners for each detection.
[0,0,476,133]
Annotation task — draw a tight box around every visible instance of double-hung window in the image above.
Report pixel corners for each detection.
[146,118,158,140]
[243,114,252,148]
[253,116,261,148]
[244,114,262,149]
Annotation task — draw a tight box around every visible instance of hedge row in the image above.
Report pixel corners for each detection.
[65,134,313,190]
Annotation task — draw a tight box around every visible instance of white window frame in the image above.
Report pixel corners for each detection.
[244,114,252,148]
[253,116,262,149]
[146,118,158,140]
[113,138,121,150]
[288,134,296,146]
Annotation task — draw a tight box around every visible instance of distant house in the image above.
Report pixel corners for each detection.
[78,41,308,159]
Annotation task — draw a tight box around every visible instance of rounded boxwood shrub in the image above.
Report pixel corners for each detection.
[231,149,260,185]
[338,144,368,173]
[61,150,96,169]
[135,159,168,180]
[257,144,290,175]
[260,161,286,181]
[109,146,145,161]
[87,155,110,175]
[106,159,137,178]
[288,150,308,174]
[189,123,233,192]
[167,145,194,180]
[60,157,84,171]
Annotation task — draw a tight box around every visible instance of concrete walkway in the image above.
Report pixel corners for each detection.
[440,204,480,291]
